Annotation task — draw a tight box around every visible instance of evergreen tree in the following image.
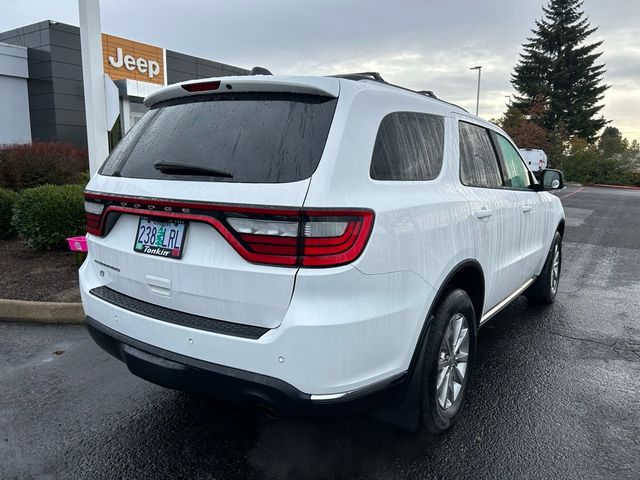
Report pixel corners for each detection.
[497,102,552,152]
[511,0,608,142]
[598,126,627,156]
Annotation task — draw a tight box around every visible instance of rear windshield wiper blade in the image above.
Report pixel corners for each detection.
[154,161,234,178]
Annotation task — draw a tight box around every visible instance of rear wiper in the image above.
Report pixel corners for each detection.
[154,161,234,178]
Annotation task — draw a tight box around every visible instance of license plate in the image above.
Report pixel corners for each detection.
[134,217,187,259]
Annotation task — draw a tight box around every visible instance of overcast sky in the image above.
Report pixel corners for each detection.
[1,0,638,141]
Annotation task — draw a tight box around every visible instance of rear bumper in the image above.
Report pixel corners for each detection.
[80,254,433,396]
[86,316,407,417]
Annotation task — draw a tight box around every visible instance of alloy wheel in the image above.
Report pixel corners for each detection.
[436,313,469,410]
[551,244,561,294]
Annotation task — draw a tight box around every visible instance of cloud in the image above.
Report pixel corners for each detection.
[0,0,638,140]
[256,38,520,117]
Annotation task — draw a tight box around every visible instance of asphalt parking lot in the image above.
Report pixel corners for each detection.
[2,185,639,480]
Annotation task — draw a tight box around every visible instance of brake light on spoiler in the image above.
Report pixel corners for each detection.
[180,80,221,92]
[83,193,374,268]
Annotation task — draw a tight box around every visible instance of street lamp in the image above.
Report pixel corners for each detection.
[470,66,482,116]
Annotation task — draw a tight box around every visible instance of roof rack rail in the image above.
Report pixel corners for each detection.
[330,72,468,113]
[249,66,273,76]
[331,72,386,83]
[416,90,438,99]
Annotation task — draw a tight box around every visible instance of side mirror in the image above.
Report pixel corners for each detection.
[540,169,564,190]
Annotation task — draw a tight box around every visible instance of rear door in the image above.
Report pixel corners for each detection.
[456,120,522,312]
[86,86,339,329]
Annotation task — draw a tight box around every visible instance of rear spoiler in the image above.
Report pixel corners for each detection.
[144,75,340,108]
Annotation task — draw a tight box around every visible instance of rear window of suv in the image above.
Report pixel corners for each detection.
[370,112,445,181]
[99,92,337,183]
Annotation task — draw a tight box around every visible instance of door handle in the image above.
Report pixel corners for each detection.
[522,205,533,213]
[475,208,493,219]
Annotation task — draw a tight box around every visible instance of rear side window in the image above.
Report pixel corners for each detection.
[370,112,445,181]
[459,122,503,188]
[99,93,337,183]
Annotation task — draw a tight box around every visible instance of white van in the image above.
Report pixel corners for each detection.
[519,148,548,176]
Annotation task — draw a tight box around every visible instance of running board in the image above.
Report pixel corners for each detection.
[479,277,536,326]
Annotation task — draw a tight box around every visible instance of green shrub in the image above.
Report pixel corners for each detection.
[12,184,86,250]
[560,154,636,185]
[556,138,640,186]
[0,142,88,190]
[0,187,18,239]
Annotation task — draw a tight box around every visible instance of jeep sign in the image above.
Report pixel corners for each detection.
[102,33,165,85]
[108,48,160,79]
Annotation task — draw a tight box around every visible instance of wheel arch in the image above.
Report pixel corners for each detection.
[441,260,485,325]
[374,259,485,430]
[411,259,484,373]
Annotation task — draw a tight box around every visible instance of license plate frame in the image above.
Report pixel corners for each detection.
[134,216,188,259]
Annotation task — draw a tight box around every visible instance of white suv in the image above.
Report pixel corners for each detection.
[81,73,565,433]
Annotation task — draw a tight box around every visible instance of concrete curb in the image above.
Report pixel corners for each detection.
[592,183,640,190]
[0,299,85,324]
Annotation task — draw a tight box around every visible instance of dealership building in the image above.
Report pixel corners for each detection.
[0,20,249,147]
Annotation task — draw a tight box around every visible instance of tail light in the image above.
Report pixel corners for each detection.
[181,80,221,92]
[84,200,104,236]
[84,192,374,268]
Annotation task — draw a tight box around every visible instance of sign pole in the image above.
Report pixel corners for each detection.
[79,0,109,176]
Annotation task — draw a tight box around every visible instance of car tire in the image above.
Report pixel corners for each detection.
[525,231,562,305]
[419,288,477,434]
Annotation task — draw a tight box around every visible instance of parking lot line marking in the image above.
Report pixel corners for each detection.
[559,186,585,199]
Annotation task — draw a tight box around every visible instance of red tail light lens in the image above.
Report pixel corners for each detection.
[84,200,105,236]
[181,81,221,92]
[226,212,374,267]
[83,192,374,268]
[302,213,372,266]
